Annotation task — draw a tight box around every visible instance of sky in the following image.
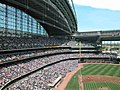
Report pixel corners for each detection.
[72,0,120,32]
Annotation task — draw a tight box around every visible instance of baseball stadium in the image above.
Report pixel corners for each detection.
[0,0,120,90]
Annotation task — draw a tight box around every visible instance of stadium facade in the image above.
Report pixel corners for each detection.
[0,0,77,37]
[0,3,48,37]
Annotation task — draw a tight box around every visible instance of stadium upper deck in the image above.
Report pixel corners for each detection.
[0,0,77,36]
[74,30,120,44]
[76,30,120,39]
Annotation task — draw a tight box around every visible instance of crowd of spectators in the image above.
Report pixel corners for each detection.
[80,53,117,58]
[0,53,79,89]
[62,41,78,46]
[84,59,112,63]
[0,49,71,64]
[0,36,69,50]
[9,60,78,90]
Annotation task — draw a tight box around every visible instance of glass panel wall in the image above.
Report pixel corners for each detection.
[0,3,48,36]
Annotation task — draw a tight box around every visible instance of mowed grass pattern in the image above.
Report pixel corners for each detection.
[65,64,120,90]
[81,64,120,77]
[84,82,120,90]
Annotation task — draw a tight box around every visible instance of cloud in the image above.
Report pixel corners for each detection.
[73,0,120,10]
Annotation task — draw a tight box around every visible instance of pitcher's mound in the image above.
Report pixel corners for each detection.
[99,87,109,90]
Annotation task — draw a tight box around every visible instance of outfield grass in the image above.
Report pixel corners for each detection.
[84,82,120,90]
[65,64,120,90]
[81,64,120,77]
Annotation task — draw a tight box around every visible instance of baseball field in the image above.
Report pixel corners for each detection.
[65,64,120,90]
